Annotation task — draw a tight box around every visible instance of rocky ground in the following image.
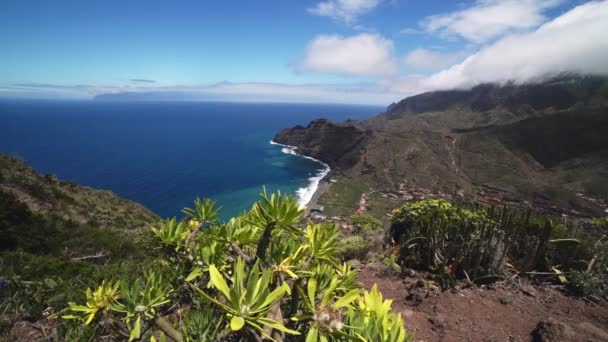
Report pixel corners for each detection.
[356,265,608,342]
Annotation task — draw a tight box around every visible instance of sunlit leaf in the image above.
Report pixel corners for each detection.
[230,316,245,331]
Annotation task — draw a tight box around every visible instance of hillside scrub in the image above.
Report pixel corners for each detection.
[0,154,157,230]
[51,191,413,341]
[0,189,162,337]
[0,191,146,259]
[336,214,385,262]
[349,214,383,234]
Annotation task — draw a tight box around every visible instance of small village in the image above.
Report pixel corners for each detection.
[305,177,608,231]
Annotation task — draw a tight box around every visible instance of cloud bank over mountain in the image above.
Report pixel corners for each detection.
[421,0,564,43]
[301,0,608,97]
[403,48,468,71]
[417,0,608,91]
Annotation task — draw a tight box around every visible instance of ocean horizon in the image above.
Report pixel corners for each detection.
[0,99,381,220]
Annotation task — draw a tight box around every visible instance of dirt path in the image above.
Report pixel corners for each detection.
[357,266,608,341]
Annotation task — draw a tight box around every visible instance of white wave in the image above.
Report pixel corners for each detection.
[270,140,331,207]
[281,147,297,155]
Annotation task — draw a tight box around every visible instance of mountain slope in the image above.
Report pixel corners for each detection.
[274,76,608,214]
[0,154,163,339]
[0,153,160,260]
[0,154,158,230]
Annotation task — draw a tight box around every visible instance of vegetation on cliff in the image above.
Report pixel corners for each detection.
[0,154,161,339]
[0,154,157,230]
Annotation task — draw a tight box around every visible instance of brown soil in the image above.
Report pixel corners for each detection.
[357,266,608,342]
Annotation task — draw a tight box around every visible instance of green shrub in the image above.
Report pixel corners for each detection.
[566,232,608,299]
[567,271,605,296]
[350,213,383,234]
[498,295,511,305]
[337,235,374,261]
[390,199,586,287]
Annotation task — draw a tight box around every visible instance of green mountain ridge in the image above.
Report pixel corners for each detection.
[274,76,608,215]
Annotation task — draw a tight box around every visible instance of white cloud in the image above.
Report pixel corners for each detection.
[298,33,398,77]
[200,81,398,104]
[422,0,563,43]
[407,0,608,91]
[3,81,401,105]
[403,48,467,70]
[308,0,380,24]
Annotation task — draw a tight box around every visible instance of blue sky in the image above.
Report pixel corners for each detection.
[1,0,607,104]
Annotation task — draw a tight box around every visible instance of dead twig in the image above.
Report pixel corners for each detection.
[70,252,107,261]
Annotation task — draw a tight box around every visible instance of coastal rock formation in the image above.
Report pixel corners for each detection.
[274,118,370,170]
[273,76,608,214]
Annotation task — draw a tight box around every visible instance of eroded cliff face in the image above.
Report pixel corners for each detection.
[273,77,608,214]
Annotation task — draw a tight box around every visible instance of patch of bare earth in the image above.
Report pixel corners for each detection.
[357,266,608,342]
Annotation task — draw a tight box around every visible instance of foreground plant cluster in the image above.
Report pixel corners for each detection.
[3,190,606,341]
[390,199,608,295]
[62,192,413,341]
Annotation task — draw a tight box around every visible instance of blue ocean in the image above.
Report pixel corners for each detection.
[0,100,381,219]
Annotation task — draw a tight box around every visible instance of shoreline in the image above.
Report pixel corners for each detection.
[303,175,330,215]
[269,140,331,211]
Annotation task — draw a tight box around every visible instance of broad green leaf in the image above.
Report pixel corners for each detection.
[186,267,203,282]
[84,312,96,325]
[259,283,290,309]
[66,304,92,312]
[230,316,245,331]
[209,265,231,298]
[245,320,276,341]
[257,317,301,335]
[332,289,360,309]
[306,326,319,342]
[290,314,313,322]
[189,283,234,313]
[284,268,298,279]
[321,279,340,307]
[44,278,58,288]
[129,316,141,341]
[307,279,317,312]
[251,268,272,307]
[245,264,261,304]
